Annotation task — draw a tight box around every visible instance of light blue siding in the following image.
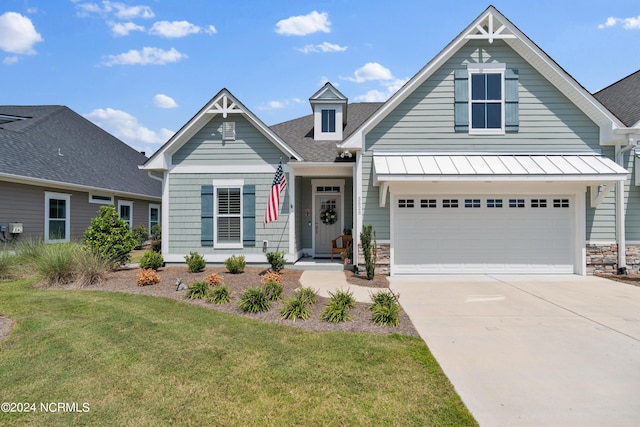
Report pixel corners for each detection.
[362,39,604,240]
[172,115,287,165]
[168,173,290,254]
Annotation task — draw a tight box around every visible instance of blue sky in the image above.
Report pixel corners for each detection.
[1,0,640,155]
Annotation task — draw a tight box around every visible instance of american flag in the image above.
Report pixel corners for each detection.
[264,161,287,225]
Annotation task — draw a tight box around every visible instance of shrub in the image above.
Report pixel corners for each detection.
[262,279,283,301]
[150,224,162,241]
[369,290,400,327]
[185,251,206,273]
[139,251,164,271]
[185,280,209,299]
[131,225,149,249]
[0,249,16,280]
[14,238,45,264]
[265,251,286,272]
[84,205,137,268]
[75,248,110,286]
[238,286,270,313]
[137,269,161,287]
[321,289,355,323]
[224,255,245,274]
[360,224,377,280]
[280,295,311,321]
[34,243,81,285]
[260,271,282,285]
[208,285,231,304]
[150,239,161,253]
[205,272,224,286]
[296,287,318,304]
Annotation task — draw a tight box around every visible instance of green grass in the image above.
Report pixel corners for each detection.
[0,279,477,426]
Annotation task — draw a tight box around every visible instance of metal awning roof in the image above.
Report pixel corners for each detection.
[373,152,628,184]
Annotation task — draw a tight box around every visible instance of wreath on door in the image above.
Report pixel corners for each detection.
[320,208,338,225]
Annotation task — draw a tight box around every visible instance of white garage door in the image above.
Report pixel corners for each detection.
[393,196,574,274]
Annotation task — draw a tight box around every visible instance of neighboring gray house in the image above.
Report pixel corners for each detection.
[0,105,162,243]
[142,6,640,275]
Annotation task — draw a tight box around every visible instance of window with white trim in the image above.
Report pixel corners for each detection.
[321,109,336,133]
[487,199,503,208]
[509,199,525,208]
[443,199,459,208]
[398,199,414,208]
[45,192,70,243]
[421,199,437,208]
[553,199,570,208]
[471,72,503,131]
[89,193,114,204]
[118,201,133,229]
[464,199,481,208]
[215,187,242,247]
[149,204,160,233]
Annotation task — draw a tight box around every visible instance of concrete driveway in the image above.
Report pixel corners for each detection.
[389,275,640,427]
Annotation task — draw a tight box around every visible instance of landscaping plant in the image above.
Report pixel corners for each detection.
[84,205,137,267]
[137,268,161,287]
[131,225,149,249]
[224,254,245,274]
[280,294,311,321]
[238,286,270,313]
[262,279,283,301]
[321,289,356,323]
[369,290,400,327]
[296,287,318,304]
[207,284,231,304]
[265,250,286,272]
[185,251,206,273]
[205,272,224,286]
[185,280,209,299]
[139,251,164,271]
[260,271,282,285]
[360,224,377,280]
[34,242,82,285]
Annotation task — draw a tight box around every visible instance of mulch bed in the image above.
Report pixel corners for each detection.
[50,266,419,337]
[595,273,640,287]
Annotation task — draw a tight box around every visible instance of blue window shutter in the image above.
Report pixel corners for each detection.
[201,185,214,247]
[454,69,469,132]
[242,184,255,246]
[505,69,519,132]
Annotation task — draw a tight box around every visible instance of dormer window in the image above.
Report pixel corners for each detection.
[321,109,336,133]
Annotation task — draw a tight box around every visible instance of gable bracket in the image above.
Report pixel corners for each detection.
[379,182,389,208]
[465,13,516,43]
[590,183,614,208]
[207,94,243,118]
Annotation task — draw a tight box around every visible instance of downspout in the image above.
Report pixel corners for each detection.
[615,137,635,272]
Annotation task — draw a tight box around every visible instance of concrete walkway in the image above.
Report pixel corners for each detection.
[390,275,640,427]
[299,270,381,302]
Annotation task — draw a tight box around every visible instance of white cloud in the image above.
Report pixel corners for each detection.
[0,12,43,55]
[84,107,174,150]
[76,1,154,19]
[149,20,214,38]
[3,56,19,65]
[258,98,304,111]
[110,21,145,36]
[598,15,640,29]
[342,62,393,83]
[298,41,347,54]
[275,11,330,36]
[102,47,187,66]
[354,78,408,102]
[153,94,178,109]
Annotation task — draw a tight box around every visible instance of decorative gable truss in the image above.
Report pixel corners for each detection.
[207,93,243,119]
[465,11,516,43]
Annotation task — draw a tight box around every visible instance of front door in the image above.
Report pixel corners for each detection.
[315,195,341,256]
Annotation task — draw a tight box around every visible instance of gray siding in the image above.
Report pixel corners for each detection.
[362,39,603,240]
[172,115,287,166]
[167,173,290,254]
[0,181,159,241]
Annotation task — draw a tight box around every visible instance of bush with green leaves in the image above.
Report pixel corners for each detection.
[185,280,209,299]
[33,243,81,285]
[139,251,164,271]
[150,224,162,241]
[75,247,111,286]
[321,289,356,323]
[207,284,231,304]
[150,239,161,253]
[84,205,137,267]
[185,251,206,273]
[238,286,270,313]
[224,254,245,274]
[369,290,400,327]
[297,287,318,304]
[131,225,149,249]
[280,295,311,321]
[262,279,283,301]
[360,224,377,280]
[265,251,286,272]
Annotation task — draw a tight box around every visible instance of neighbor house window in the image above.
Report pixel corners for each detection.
[89,193,114,204]
[118,201,133,229]
[215,187,242,247]
[45,192,70,243]
[321,109,336,133]
[149,204,160,233]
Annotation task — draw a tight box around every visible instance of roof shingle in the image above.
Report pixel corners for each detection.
[594,70,640,127]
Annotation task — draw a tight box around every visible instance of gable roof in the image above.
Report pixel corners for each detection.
[340,5,624,149]
[142,89,302,170]
[271,102,383,162]
[594,70,640,127]
[0,105,161,199]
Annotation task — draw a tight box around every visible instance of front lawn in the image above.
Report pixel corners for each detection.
[0,279,476,426]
